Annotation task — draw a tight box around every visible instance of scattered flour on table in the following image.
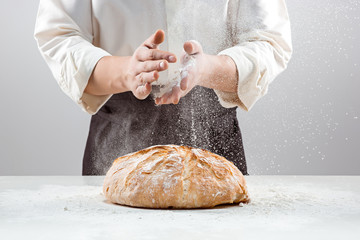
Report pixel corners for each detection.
[1,179,359,227]
[1,178,359,239]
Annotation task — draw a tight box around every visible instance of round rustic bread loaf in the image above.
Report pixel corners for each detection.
[103,145,250,208]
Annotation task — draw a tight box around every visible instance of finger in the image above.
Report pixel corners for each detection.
[157,91,172,105]
[135,71,159,85]
[157,86,182,105]
[134,83,152,100]
[180,76,189,91]
[143,29,165,49]
[155,90,172,105]
[170,86,182,104]
[136,49,176,63]
[183,40,203,55]
[137,60,168,73]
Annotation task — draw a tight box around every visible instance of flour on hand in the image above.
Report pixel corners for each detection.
[151,52,196,98]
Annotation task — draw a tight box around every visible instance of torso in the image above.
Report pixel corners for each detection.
[82,0,247,175]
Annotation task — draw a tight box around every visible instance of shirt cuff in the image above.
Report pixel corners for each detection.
[59,43,112,114]
[216,46,264,112]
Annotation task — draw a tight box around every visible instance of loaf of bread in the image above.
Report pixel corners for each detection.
[103,145,250,208]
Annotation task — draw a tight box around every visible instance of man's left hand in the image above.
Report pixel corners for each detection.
[155,40,205,105]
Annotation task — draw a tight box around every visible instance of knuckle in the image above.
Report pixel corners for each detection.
[135,63,143,74]
[149,50,156,59]
[137,72,144,83]
[145,62,153,71]
[141,62,148,71]
[134,48,142,58]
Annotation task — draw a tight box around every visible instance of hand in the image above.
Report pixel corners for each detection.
[125,29,177,99]
[85,29,176,98]
[155,40,205,105]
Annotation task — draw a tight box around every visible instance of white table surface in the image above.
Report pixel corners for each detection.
[0,176,359,240]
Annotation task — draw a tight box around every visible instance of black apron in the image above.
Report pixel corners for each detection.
[82,86,247,175]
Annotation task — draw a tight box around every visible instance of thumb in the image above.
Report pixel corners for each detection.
[183,40,203,55]
[143,29,165,49]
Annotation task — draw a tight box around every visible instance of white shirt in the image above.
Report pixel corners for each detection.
[34,0,292,114]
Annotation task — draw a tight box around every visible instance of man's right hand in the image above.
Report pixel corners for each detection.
[126,29,176,99]
[85,29,176,99]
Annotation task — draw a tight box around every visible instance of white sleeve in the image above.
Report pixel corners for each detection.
[216,0,293,111]
[34,0,112,114]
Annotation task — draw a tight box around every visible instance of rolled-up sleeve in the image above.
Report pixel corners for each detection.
[216,0,293,111]
[34,0,112,114]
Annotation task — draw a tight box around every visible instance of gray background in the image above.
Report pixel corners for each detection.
[0,0,359,175]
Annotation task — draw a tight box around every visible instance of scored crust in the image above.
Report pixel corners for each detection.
[103,145,250,208]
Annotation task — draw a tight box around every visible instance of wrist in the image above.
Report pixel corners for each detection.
[197,54,221,87]
[196,54,212,87]
[108,56,132,93]
[198,54,238,92]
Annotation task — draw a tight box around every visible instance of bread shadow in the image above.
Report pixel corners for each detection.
[103,199,243,211]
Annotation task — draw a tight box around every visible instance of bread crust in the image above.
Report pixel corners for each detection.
[103,145,250,208]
